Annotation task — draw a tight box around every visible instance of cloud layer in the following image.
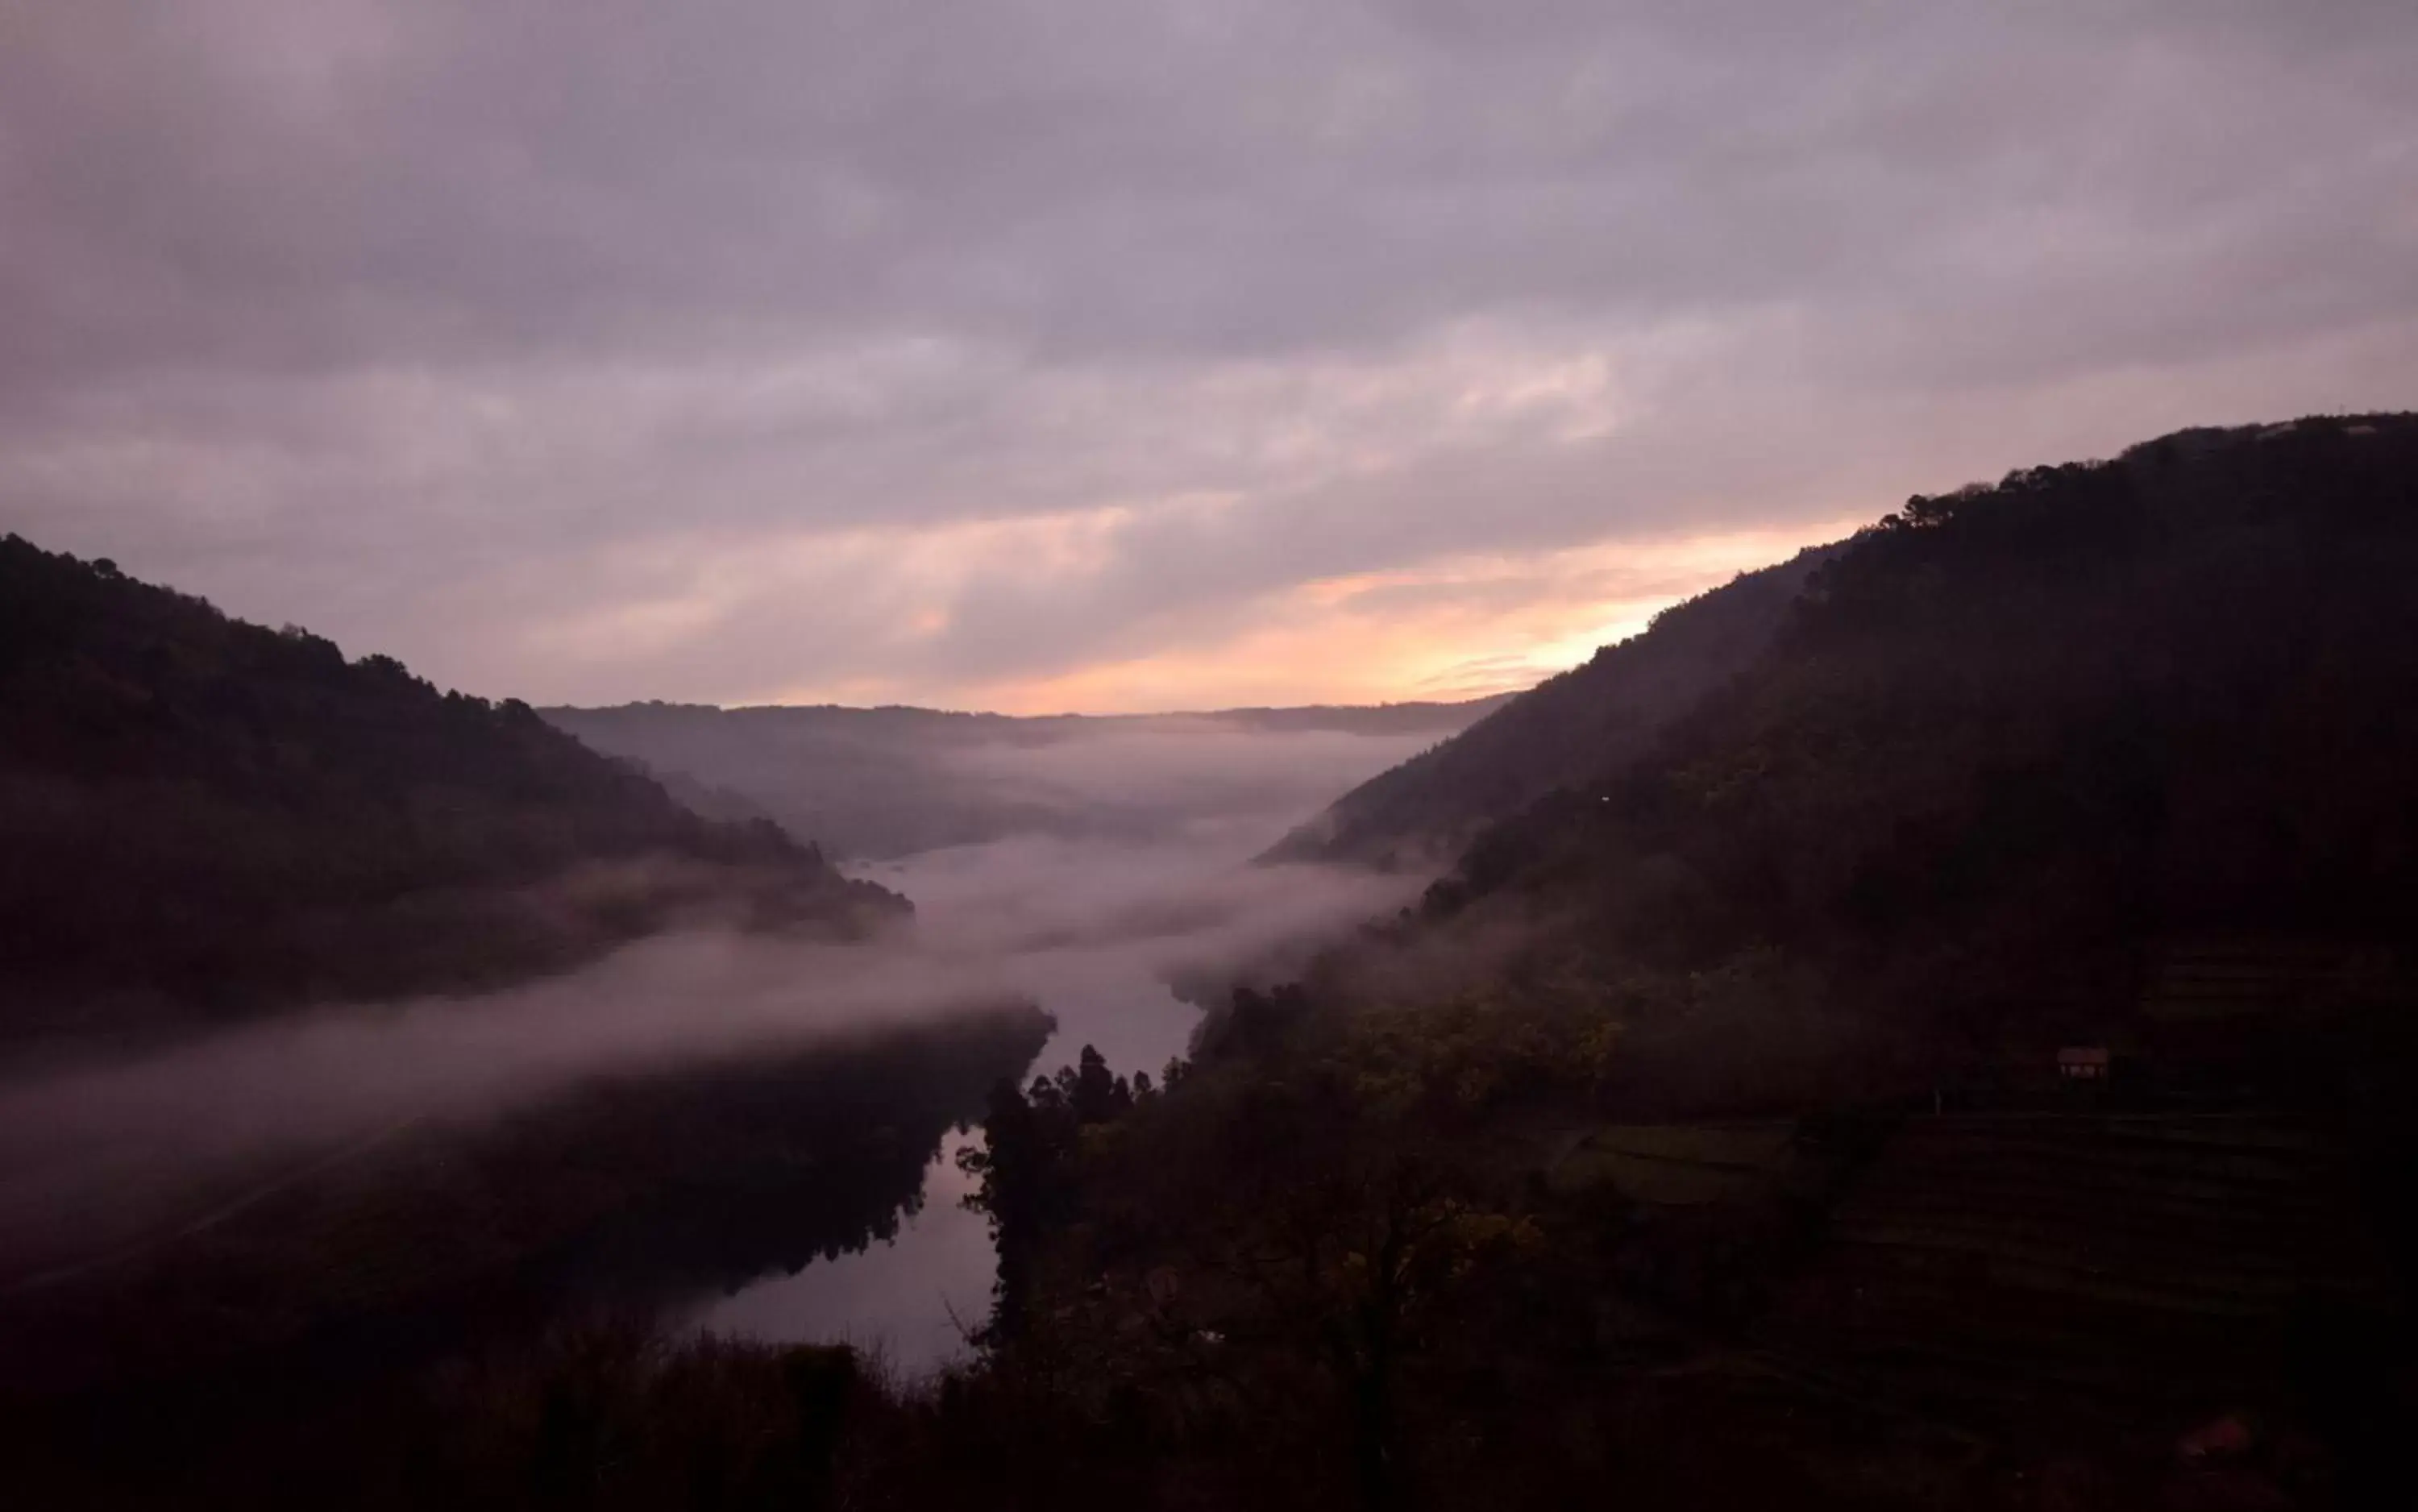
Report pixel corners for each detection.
[6,2,2416,708]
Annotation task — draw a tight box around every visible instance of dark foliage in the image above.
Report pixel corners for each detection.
[2,1003,1053,1506]
[0,535,905,1045]
[891,414,2418,1510]
[957,1045,1146,1340]
[1427,414,2418,1055]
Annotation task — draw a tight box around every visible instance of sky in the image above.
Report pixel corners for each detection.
[5,2,2416,715]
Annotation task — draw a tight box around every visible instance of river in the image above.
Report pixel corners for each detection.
[666,829,1354,1375]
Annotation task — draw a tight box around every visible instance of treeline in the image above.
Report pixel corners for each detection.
[0,537,905,1045]
[955,1045,1181,1338]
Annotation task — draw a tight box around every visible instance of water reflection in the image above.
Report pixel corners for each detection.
[665,829,1406,1366]
[672,966,1195,1374]
[681,1130,991,1377]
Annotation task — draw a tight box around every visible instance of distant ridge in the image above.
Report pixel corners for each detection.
[552,696,1513,741]
[544,696,1513,861]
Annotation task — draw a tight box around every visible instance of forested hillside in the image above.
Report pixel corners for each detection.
[1264,547,1830,867]
[17,417,2418,1511]
[0,537,904,1045]
[880,414,2418,1510]
[1416,413,2418,1069]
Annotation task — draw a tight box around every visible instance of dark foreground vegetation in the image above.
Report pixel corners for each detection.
[2,1003,1051,1507]
[0,535,904,1052]
[7,415,2416,1510]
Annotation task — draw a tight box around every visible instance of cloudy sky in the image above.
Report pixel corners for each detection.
[6,2,2415,712]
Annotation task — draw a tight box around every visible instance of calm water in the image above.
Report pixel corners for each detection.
[668,838,1215,1375]
[679,1129,995,1377]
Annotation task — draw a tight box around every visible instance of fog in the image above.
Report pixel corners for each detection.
[542,701,1485,859]
[927,721,1448,835]
[0,725,1430,1290]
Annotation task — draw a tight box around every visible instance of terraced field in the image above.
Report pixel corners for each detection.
[1548,1121,1801,1207]
[1772,1111,2395,1431]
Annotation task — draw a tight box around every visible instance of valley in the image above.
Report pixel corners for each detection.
[3,415,2416,1510]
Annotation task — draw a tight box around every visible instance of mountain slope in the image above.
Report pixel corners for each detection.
[1422,413,2418,1050]
[1263,548,1834,868]
[0,537,904,1044]
[880,414,2418,1512]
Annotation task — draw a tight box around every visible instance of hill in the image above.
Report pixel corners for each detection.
[543,697,1511,861]
[906,414,2418,1510]
[17,415,2418,1509]
[0,536,906,1047]
[1261,549,1832,868]
[1415,413,2418,1069]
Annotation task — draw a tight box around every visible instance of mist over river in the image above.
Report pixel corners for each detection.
[672,821,1416,1373]
[0,723,1427,1390]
